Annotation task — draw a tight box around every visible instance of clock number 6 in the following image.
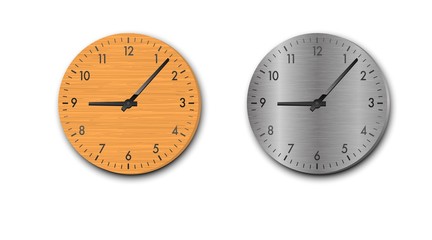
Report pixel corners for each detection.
[125,151,132,161]
[314,151,320,161]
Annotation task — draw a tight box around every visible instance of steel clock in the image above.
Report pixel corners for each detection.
[58,33,201,175]
[247,33,390,174]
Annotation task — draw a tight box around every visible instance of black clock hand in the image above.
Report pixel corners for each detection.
[89,101,138,107]
[278,101,326,107]
[310,58,358,112]
[121,58,170,111]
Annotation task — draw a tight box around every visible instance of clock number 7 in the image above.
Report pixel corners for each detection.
[288,144,294,153]
[99,144,106,153]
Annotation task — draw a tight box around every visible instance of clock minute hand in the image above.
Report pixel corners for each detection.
[310,58,358,112]
[121,58,170,111]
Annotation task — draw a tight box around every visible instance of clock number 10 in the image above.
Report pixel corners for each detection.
[269,71,279,81]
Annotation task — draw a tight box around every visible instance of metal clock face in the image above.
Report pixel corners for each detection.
[58,33,201,175]
[247,33,390,174]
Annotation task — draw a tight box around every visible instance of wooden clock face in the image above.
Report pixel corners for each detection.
[58,33,201,175]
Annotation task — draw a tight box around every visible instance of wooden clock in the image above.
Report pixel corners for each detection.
[58,33,201,175]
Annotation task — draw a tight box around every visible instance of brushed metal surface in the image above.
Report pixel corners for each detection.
[247,33,390,174]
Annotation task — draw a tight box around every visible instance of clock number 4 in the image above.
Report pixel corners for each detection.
[124,46,134,56]
[361,126,367,135]
[172,126,178,135]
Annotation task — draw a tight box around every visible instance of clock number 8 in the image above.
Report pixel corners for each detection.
[268,125,274,135]
[79,125,85,135]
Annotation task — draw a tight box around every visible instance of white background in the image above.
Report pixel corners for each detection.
[1,1,431,239]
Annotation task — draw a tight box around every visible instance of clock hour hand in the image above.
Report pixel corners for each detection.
[310,58,358,112]
[89,101,138,107]
[278,101,326,107]
[121,58,170,112]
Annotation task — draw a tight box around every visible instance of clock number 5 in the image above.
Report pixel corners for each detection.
[342,144,348,153]
[153,144,159,153]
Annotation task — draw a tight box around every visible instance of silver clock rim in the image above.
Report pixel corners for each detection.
[246,33,391,175]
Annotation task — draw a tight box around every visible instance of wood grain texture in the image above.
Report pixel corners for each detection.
[58,33,201,174]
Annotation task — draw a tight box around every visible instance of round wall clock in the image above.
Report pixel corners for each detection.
[247,33,390,174]
[58,33,201,175]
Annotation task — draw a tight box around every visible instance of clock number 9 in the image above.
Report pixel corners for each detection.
[71,98,77,107]
[125,151,132,161]
[268,125,274,135]
[268,71,279,81]
[260,98,266,107]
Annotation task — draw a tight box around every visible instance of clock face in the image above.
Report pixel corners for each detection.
[58,33,201,175]
[247,33,390,174]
